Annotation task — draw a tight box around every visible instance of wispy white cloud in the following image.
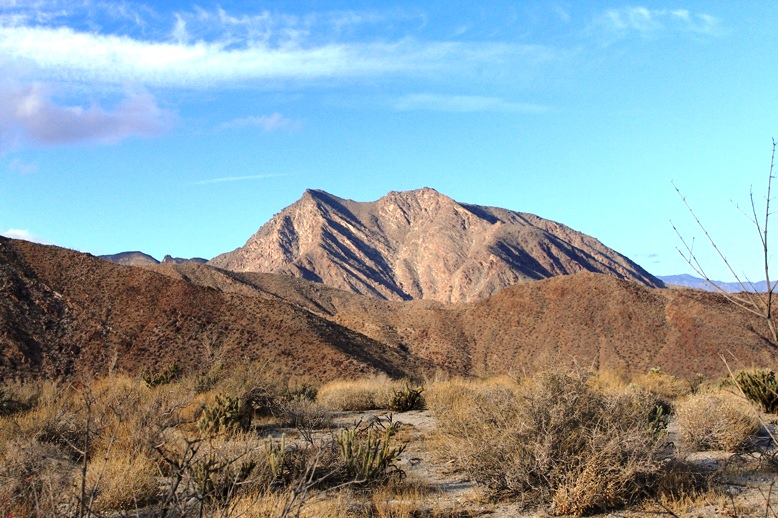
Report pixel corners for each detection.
[395,94,548,113]
[0,14,556,89]
[8,156,37,174]
[1,227,49,244]
[552,4,571,24]
[192,173,287,185]
[217,113,300,133]
[594,7,722,41]
[0,84,173,148]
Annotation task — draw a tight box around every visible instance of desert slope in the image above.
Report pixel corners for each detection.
[153,261,778,378]
[210,188,663,302]
[329,273,778,378]
[3,237,776,381]
[0,237,426,381]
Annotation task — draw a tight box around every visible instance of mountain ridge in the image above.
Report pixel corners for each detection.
[3,236,776,381]
[658,273,770,293]
[210,187,663,302]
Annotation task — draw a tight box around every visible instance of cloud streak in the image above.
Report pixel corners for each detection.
[192,173,287,185]
[0,17,555,89]
[217,113,300,133]
[594,7,722,40]
[8,157,37,174]
[0,84,173,148]
[395,94,548,113]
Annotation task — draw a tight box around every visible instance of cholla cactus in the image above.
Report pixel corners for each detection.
[197,394,252,434]
[735,369,778,413]
[335,417,405,483]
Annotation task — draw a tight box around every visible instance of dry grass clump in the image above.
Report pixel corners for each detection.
[228,478,449,518]
[0,437,76,516]
[631,368,692,400]
[317,375,399,411]
[429,367,669,516]
[675,391,761,451]
[83,451,159,512]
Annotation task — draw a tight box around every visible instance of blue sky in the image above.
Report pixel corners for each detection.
[0,1,776,282]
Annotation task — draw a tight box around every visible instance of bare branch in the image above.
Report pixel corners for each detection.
[671,139,778,344]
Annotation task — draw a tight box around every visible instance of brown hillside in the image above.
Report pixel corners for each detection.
[0,237,427,381]
[148,262,441,317]
[209,188,663,302]
[150,261,778,379]
[98,251,160,266]
[3,238,776,381]
[331,273,778,378]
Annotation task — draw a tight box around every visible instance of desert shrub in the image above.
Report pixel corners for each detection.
[281,398,333,442]
[388,383,425,412]
[429,368,669,515]
[317,376,398,411]
[631,368,690,401]
[12,387,88,462]
[84,451,159,512]
[189,451,260,507]
[0,388,31,417]
[252,417,408,493]
[243,384,283,418]
[188,361,225,394]
[0,437,77,516]
[676,392,761,451]
[734,368,778,413]
[287,382,318,402]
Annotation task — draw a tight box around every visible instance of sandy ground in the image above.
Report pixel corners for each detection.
[324,410,778,518]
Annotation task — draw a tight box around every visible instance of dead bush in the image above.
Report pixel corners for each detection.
[429,368,669,516]
[280,398,333,442]
[676,392,761,451]
[0,437,76,516]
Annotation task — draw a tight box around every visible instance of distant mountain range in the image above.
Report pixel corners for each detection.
[209,187,663,302]
[99,252,207,266]
[657,274,771,293]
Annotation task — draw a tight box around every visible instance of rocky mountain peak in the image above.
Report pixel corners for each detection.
[209,188,663,302]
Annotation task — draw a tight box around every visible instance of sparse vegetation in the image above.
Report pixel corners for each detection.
[673,139,778,344]
[2,366,777,517]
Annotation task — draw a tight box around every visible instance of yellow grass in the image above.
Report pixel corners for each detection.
[316,374,400,411]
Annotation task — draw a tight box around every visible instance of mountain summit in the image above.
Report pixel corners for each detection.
[209,188,663,302]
